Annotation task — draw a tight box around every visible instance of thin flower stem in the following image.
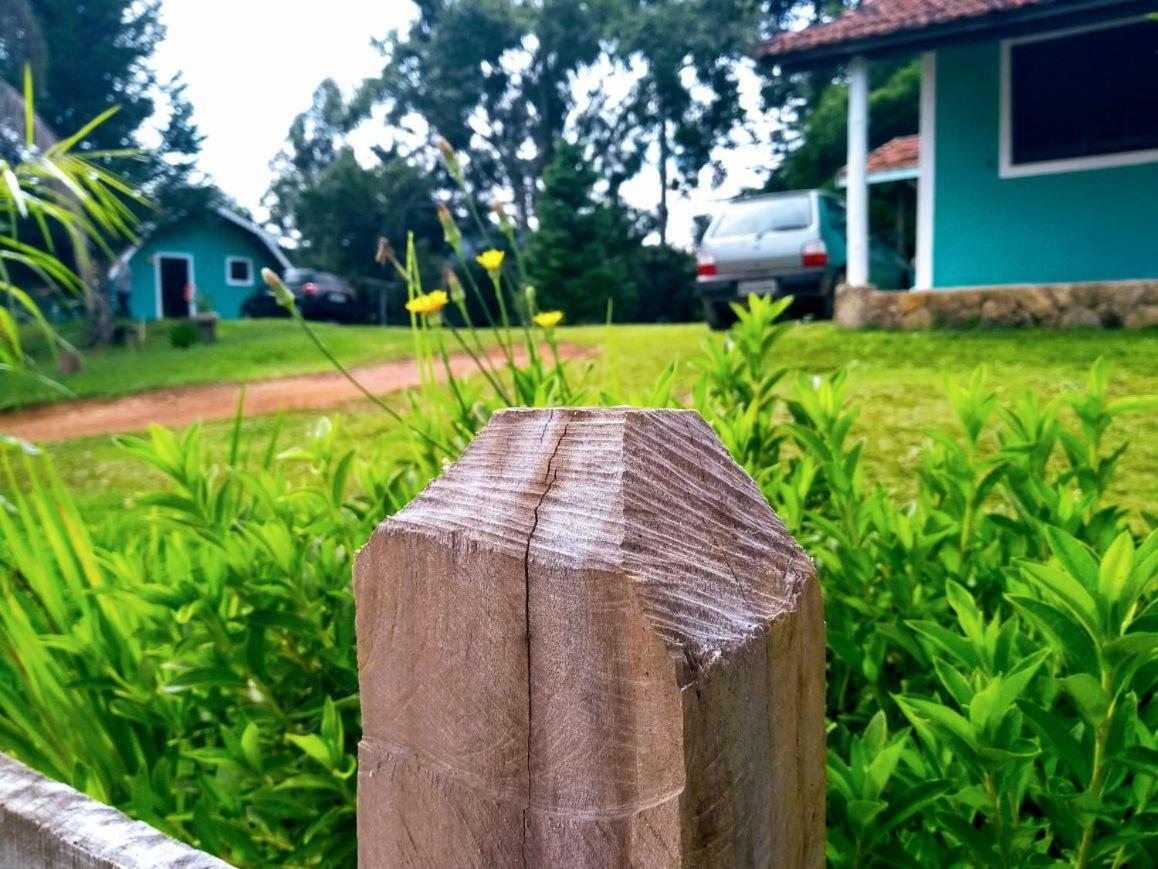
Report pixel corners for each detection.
[287,306,451,454]
[433,320,472,421]
[457,255,513,363]
[461,193,495,249]
[454,300,497,365]
[1076,683,1115,869]
[546,331,570,399]
[446,320,514,405]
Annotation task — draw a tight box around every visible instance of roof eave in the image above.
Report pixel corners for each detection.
[213,207,293,272]
[754,0,1146,69]
[836,167,920,187]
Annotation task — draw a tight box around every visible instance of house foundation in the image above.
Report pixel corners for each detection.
[835,281,1158,330]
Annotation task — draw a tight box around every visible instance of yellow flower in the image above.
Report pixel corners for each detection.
[405,290,449,316]
[476,249,505,274]
[533,310,564,329]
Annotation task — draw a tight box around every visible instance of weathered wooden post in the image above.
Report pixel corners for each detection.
[354,408,824,867]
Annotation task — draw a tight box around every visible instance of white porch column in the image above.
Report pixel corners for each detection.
[915,51,937,289]
[846,54,870,286]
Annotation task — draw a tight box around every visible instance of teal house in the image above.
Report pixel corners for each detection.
[111,208,291,320]
[757,0,1158,291]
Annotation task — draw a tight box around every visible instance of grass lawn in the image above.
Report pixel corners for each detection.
[3,320,1156,519]
[1,320,432,410]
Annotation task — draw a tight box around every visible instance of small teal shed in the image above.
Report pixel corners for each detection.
[757,0,1158,291]
[111,208,292,320]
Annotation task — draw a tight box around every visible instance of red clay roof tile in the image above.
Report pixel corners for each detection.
[756,0,1059,61]
[838,135,921,179]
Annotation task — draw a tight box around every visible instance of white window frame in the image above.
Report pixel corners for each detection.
[225,256,254,287]
[153,252,196,319]
[999,16,1158,179]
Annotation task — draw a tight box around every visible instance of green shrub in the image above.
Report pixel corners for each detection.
[168,320,199,349]
[5,128,1157,865]
[2,295,1154,865]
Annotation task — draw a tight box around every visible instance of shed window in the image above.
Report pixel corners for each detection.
[226,257,253,285]
[1006,19,1158,170]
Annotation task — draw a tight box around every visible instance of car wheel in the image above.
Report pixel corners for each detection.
[702,299,735,331]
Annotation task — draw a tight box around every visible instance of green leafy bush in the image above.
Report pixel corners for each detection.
[2,293,1153,865]
[168,320,199,349]
[6,124,1158,865]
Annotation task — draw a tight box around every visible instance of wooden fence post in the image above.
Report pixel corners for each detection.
[354,408,825,867]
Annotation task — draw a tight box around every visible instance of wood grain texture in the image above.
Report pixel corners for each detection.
[354,407,824,867]
[0,752,230,868]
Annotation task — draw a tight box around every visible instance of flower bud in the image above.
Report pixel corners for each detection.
[436,136,456,163]
[374,236,394,266]
[493,199,514,235]
[435,202,462,250]
[444,266,466,305]
[436,135,463,180]
[262,268,295,309]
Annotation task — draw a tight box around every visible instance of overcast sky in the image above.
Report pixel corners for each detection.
[151,0,776,249]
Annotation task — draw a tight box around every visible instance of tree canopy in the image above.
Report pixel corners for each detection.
[350,0,613,230]
[525,140,642,322]
[0,0,202,196]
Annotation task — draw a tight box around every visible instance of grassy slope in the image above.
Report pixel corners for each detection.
[1,321,425,410]
[4,321,1156,518]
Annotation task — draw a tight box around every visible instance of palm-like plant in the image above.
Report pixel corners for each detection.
[0,67,143,386]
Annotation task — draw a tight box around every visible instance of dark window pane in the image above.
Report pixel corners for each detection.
[229,258,251,282]
[1010,19,1158,165]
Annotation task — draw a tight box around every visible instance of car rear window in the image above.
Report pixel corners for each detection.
[315,274,348,293]
[710,196,812,238]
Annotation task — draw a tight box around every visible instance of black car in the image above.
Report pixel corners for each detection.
[242,269,366,324]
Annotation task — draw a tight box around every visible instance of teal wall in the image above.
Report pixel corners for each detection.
[127,216,283,320]
[933,41,1158,287]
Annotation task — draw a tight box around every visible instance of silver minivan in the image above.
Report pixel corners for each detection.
[695,190,910,328]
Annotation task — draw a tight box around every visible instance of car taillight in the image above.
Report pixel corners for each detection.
[801,240,827,268]
[696,252,717,278]
[303,282,320,295]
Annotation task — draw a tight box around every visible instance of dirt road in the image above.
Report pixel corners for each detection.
[2,345,584,444]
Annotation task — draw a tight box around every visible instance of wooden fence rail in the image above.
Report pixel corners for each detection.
[0,406,824,867]
[0,753,228,868]
[354,407,825,867]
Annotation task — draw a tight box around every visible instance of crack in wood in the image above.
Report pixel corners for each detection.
[354,408,825,867]
[521,413,569,868]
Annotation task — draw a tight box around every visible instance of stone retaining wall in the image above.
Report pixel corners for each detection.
[834,280,1158,331]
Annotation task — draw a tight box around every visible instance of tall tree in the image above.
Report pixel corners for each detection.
[525,140,641,322]
[265,82,444,315]
[0,0,202,194]
[289,148,442,290]
[265,79,351,235]
[0,0,203,345]
[598,0,766,244]
[351,0,613,230]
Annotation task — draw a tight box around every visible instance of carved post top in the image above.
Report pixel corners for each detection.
[376,406,816,669]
